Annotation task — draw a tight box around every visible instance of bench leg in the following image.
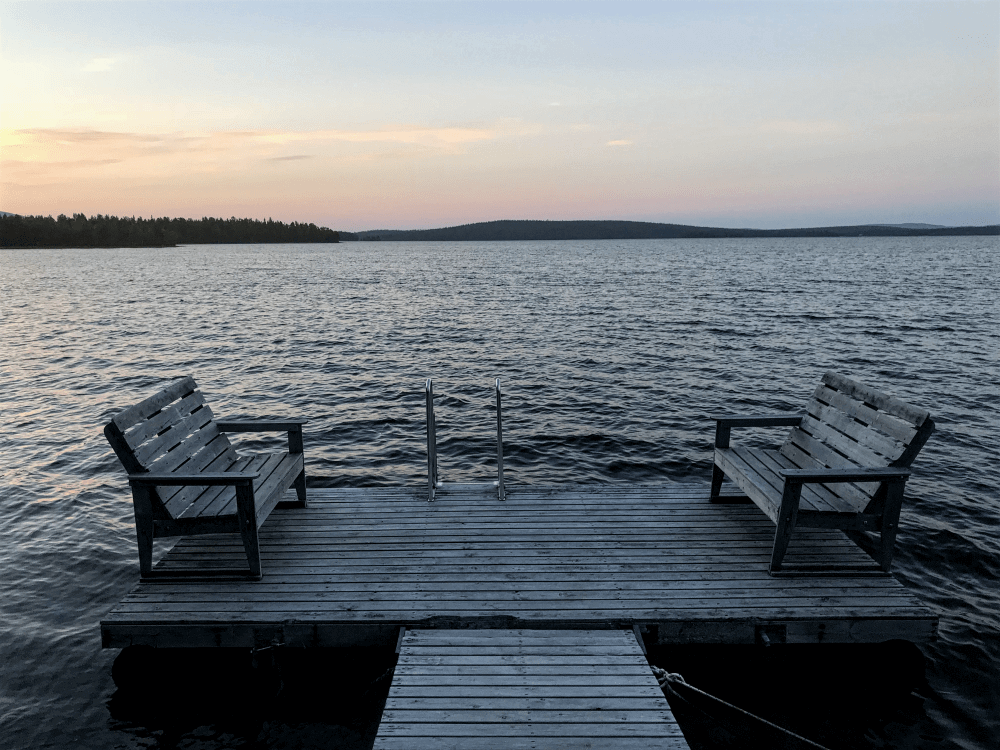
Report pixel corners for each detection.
[288,427,306,508]
[877,478,906,572]
[236,484,263,580]
[293,469,307,508]
[710,465,725,502]
[131,485,155,578]
[770,482,802,574]
[711,424,730,502]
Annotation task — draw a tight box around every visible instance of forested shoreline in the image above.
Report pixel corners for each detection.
[5,214,997,248]
[0,213,340,248]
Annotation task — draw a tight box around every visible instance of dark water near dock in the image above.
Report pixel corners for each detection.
[1,238,997,749]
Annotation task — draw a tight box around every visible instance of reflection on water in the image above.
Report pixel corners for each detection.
[1,238,997,748]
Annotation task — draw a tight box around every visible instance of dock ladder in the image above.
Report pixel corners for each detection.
[425,378,505,502]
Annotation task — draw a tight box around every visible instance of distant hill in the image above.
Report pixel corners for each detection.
[0,211,17,217]
[353,219,998,241]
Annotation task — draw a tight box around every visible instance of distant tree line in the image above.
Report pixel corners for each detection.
[0,213,340,248]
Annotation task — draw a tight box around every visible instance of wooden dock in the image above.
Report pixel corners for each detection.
[374,628,688,749]
[101,484,937,649]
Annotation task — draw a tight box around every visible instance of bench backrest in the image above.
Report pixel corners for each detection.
[104,376,238,518]
[780,371,934,509]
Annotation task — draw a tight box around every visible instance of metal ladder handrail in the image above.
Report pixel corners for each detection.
[425,379,438,501]
[495,378,506,501]
[425,377,506,502]
[424,378,507,502]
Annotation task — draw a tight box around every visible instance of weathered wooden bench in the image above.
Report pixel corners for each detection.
[104,376,307,580]
[711,372,934,574]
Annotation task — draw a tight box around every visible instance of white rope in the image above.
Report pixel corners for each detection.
[650,664,686,688]
[649,664,831,748]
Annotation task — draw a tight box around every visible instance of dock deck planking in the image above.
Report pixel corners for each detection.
[101,484,937,649]
[374,628,689,749]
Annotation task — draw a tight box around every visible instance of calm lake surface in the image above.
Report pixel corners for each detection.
[1,238,997,749]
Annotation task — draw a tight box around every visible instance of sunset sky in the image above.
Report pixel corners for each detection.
[2,1,998,231]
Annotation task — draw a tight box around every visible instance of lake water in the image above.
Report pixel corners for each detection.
[1,238,997,749]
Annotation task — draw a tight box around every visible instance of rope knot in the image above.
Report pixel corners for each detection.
[650,665,686,688]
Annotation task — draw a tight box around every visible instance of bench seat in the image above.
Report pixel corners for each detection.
[149,451,303,526]
[717,446,875,524]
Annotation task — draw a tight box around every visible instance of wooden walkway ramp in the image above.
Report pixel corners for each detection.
[375,628,688,749]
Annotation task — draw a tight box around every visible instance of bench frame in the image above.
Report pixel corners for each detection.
[104,377,307,580]
[710,373,934,575]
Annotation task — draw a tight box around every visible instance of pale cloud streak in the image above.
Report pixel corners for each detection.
[82,56,118,73]
[1,121,545,185]
[759,120,848,136]
[250,126,504,146]
[606,139,633,147]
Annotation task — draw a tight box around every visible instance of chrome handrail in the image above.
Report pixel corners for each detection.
[496,378,506,501]
[425,378,438,501]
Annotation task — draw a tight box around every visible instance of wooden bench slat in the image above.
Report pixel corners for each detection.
[733,447,864,517]
[728,447,786,496]
[185,452,294,520]
[782,426,856,471]
[145,421,231,475]
[253,453,304,525]
[804,399,905,461]
[753,449,856,515]
[123,391,207,451]
[781,430,882,505]
[714,447,783,522]
[158,442,241,513]
[197,456,265,518]
[821,372,930,427]
[778,439,875,510]
[112,376,197,431]
[173,455,258,519]
[132,403,218,466]
[798,414,889,468]
[160,435,241,511]
[812,385,919,446]
[156,431,238,514]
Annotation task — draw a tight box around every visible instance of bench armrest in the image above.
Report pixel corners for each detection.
[713,413,804,428]
[216,420,307,432]
[216,419,306,455]
[713,413,804,448]
[778,467,911,485]
[128,472,260,487]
